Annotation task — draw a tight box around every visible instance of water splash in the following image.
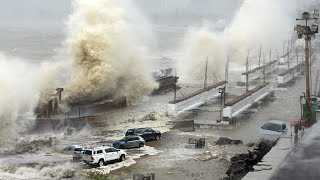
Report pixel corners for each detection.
[63,0,156,104]
[177,0,314,81]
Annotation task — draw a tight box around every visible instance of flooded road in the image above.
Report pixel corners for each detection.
[0,1,318,179]
[0,57,314,180]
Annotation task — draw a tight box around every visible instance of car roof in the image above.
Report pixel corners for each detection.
[94,146,113,149]
[128,128,151,130]
[266,120,285,125]
[124,135,141,138]
[70,145,83,148]
[84,146,113,150]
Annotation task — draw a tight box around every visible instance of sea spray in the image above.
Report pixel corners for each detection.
[0,54,40,145]
[225,0,301,63]
[177,26,226,83]
[63,0,156,104]
[176,0,314,81]
[0,53,69,145]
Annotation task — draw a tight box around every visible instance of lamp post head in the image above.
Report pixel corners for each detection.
[302,12,311,20]
[311,24,319,33]
[294,24,302,33]
[313,9,319,18]
[310,34,316,40]
[219,87,225,93]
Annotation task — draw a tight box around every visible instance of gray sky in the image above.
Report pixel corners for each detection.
[0,0,71,28]
[0,0,242,28]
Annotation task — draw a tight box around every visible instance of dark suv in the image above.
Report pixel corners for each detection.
[125,128,161,141]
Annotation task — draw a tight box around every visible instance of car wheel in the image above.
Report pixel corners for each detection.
[139,143,144,148]
[98,159,105,167]
[119,155,125,162]
[155,135,160,141]
[119,145,125,149]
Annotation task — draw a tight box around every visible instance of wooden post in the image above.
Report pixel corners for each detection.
[204,57,208,88]
[305,37,311,122]
[246,51,250,92]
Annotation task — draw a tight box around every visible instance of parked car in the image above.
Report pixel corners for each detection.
[82,146,126,167]
[125,128,161,141]
[113,136,145,149]
[63,145,83,160]
[258,120,287,140]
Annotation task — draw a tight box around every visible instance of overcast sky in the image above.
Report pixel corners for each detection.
[0,0,242,28]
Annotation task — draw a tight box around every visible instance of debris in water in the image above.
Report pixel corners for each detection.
[215,137,243,146]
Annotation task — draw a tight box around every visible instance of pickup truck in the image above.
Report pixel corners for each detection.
[82,146,126,167]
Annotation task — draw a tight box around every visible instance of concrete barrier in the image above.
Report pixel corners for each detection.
[239,60,278,85]
[278,62,304,87]
[223,83,271,119]
[169,81,226,117]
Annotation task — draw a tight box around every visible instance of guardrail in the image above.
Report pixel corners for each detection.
[169,81,226,117]
[223,83,271,119]
[239,60,278,85]
[278,62,304,86]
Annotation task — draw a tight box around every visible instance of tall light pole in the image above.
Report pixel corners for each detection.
[219,87,225,122]
[245,51,250,92]
[295,10,319,122]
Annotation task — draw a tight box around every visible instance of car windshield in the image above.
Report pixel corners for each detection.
[83,150,92,155]
[74,148,83,151]
[261,123,282,132]
[120,137,130,141]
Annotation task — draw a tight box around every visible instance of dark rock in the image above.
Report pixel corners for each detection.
[215,137,243,145]
[245,142,255,147]
[226,139,276,179]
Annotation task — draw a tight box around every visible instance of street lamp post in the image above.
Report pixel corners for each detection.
[295,11,319,122]
[219,87,225,122]
[300,92,306,120]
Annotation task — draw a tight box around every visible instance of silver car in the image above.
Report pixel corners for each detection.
[113,136,145,149]
[63,145,83,160]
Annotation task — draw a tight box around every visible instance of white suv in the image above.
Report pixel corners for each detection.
[82,146,126,167]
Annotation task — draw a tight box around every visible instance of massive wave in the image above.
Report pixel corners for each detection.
[63,0,156,103]
[0,0,156,145]
[177,0,314,81]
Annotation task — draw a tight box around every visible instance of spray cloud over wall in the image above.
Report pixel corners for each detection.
[0,0,157,144]
[64,0,156,103]
[177,26,226,82]
[177,0,314,81]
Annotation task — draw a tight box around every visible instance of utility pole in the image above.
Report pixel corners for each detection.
[287,40,290,69]
[310,40,313,94]
[296,47,299,65]
[283,40,285,56]
[263,52,266,83]
[204,57,208,88]
[258,45,262,67]
[295,11,319,122]
[246,51,250,92]
[225,54,229,85]
[270,49,272,63]
[305,36,311,121]
[174,68,177,102]
[277,51,280,74]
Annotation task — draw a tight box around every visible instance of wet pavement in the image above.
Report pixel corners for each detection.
[107,59,316,180]
[0,56,318,180]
